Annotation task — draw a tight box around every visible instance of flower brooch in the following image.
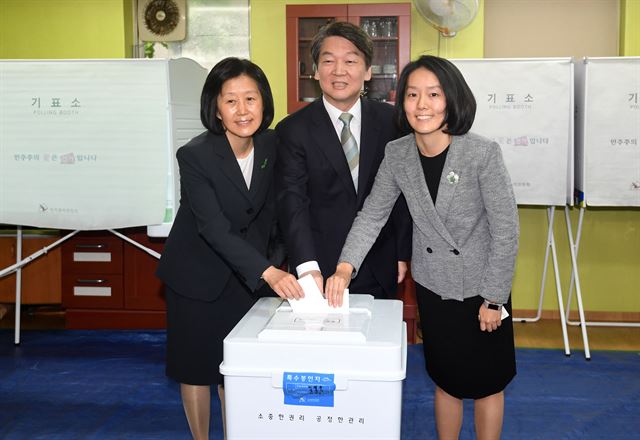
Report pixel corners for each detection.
[446,171,459,184]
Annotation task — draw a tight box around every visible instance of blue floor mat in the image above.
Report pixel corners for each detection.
[401,343,640,440]
[1,330,639,439]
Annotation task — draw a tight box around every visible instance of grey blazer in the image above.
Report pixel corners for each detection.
[340,132,519,304]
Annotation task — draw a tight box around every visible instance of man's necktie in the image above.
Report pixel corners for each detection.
[339,112,359,191]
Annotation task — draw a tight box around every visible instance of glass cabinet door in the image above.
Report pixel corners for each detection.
[286,5,348,113]
[286,4,410,113]
[297,17,336,104]
[360,15,400,104]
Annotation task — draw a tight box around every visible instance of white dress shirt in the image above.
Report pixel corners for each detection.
[296,97,362,278]
[235,147,254,190]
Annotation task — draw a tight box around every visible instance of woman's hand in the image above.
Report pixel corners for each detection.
[325,262,354,307]
[397,261,408,284]
[478,302,502,332]
[262,266,304,300]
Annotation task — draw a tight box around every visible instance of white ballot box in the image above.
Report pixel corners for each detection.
[220,294,407,440]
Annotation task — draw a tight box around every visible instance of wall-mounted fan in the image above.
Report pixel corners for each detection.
[137,0,186,42]
[414,0,478,37]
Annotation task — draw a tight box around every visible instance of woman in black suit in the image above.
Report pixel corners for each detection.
[156,57,303,440]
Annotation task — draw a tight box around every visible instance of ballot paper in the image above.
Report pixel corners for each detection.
[288,274,350,314]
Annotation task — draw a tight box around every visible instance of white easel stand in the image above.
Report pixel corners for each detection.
[562,206,591,359]
[2,228,160,345]
[14,226,22,346]
[513,206,571,356]
[565,206,640,332]
[0,229,79,345]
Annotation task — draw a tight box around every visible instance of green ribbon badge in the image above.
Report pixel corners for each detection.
[261,158,268,169]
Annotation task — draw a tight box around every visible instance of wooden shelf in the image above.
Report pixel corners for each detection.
[370,73,398,79]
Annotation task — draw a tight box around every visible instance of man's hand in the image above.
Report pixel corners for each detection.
[262,266,304,300]
[397,261,408,284]
[299,269,324,294]
[325,262,353,307]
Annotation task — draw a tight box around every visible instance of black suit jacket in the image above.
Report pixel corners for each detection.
[156,129,282,302]
[275,98,411,297]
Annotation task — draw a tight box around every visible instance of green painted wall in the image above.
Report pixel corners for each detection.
[620,0,640,56]
[0,0,133,59]
[0,0,637,316]
[513,1,640,315]
[513,207,639,314]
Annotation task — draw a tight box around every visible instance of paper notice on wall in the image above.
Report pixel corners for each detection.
[0,60,170,229]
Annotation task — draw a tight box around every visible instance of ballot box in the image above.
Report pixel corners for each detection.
[220,295,407,440]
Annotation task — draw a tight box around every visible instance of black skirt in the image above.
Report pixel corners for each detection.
[416,283,516,399]
[165,276,265,386]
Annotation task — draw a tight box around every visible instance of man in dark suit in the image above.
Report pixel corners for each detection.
[276,21,411,298]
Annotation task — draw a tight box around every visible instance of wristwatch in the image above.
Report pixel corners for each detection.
[483,299,502,311]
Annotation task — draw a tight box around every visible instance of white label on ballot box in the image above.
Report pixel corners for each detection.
[283,372,335,407]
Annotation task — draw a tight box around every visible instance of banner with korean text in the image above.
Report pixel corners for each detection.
[0,60,170,229]
[452,58,574,206]
[575,57,640,207]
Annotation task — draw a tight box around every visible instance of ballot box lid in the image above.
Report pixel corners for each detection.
[221,295,406,381]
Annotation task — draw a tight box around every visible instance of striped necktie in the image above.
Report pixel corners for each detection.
[339,112,359,191]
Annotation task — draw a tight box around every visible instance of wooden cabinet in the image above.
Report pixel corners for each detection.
[61,233,124,310]
[123,228,165,312]
[286,3,411,113]
[61,228,166,329]
[0,234,62,304]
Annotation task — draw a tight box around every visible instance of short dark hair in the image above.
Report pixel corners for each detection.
[200,57,274,134]
[394,55,476,136]
[311,21,373,69]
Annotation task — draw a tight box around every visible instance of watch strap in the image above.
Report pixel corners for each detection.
[483,299,502,311]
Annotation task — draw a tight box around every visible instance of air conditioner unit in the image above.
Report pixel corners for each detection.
[138,0,186,42]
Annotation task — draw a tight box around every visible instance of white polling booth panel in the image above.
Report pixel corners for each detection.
[220,295,407,440]
[0,58,206,232]
[575,57,640,207]
[148,59,208,236]
[452,58,574,206]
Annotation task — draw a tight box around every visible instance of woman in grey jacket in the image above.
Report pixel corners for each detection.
[326,55,519,440]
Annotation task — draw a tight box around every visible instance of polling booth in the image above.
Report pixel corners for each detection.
[452,58,574,206]
[575,57,640,208]
[0,58,207,342]
[451,58,579,355]
[568,57,640,330]
[0,58,206,232]
[220,295,407,440]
